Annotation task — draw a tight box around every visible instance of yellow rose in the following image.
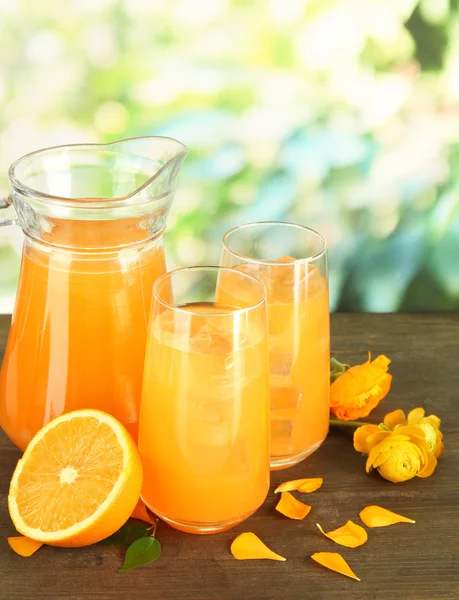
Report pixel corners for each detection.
[383,407,444,457]
[354,424,438,483]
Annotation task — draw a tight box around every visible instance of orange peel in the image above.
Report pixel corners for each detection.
[130,498,155,524]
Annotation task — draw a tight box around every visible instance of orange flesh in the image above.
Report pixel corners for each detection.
[14,417,124,531]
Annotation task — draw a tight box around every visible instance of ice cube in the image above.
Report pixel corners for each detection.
[270,418,294,456]
[269,383,303,456]
[270,382,303,414]
[260,255,317,302]
[216,265,265,309]
[189,323,233,355]
[269,352,293,376]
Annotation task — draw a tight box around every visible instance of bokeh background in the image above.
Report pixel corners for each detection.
[1,0,459,313]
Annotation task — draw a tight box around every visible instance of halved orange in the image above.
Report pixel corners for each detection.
[8,409,143,547]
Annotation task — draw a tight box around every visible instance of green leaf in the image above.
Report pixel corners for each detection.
[330,357,350,383]
[97,520,149,547]
[118,537,161,573]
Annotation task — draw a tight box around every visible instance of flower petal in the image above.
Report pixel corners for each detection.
[403,408,444,457]
[353,425,381,454]
[417,450,438,478]
[376,449,422,482]
[8,536,43,557]
[275,492,311,520]
[415,422,444,457]
[231,532,286,561]
[311,552,360,581]
[130,498,155,524]
[359,505,415,527]
[383,409,407,430]
[366,440,396,474]
[394,425,428,439]
[407,407,425,423]
[372,354,391,369]
[316,521,368,548]
[274,478,323,494]
[427,414,441,429]
[366,430,391,448]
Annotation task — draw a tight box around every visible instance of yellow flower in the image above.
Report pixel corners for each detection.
[383,407,444,457]
[330,353,392,421]
[354,424,437,483]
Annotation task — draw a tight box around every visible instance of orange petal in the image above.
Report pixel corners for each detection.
[130,498,155,524]
[359,505,415,527]
[230,532,286,561]
[383,409,407,430]
[392,425,428,439]
[353,425,381,453]
[275,492,311,520]
[417,451,438,478]
[372,354,391,369]
[316,520,368,548]
[366,430,391,448]
[274,478,323,494]
[311,552,360,581]
[427,414,441,429]
[407,407,425,423]
[8,536,43,557]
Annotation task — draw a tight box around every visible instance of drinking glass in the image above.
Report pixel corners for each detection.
[138,266,270,534]
[221,222,329,470]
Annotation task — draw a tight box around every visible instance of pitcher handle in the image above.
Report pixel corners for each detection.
[0,197,17,227]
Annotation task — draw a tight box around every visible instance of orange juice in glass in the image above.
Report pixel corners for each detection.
[0,137,187,450]
[139,266,270,534]
[221,222,329,470]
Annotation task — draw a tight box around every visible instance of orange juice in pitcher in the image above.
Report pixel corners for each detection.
[0,137,187,450]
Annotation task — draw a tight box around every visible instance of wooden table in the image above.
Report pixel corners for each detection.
[0,313,458,600]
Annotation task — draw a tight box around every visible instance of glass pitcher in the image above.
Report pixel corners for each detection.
[0,136,187,450]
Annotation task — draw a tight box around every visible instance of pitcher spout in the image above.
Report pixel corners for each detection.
[7,135,188,245]
[105,135,189,202]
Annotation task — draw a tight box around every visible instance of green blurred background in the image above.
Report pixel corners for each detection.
[1,0,459,313]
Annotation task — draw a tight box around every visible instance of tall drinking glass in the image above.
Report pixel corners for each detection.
[138,266,270,534]
[221,222,329,470]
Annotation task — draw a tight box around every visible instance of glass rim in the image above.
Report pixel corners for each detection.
[8,135,188,208]
[152,265,267,316]
[222,220,327,266]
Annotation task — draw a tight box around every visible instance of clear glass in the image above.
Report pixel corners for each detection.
[0,137,187,450]
[221,222,329,470]
[139,266,270,534]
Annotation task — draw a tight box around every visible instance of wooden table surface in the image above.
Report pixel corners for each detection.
[0,313,458,600]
